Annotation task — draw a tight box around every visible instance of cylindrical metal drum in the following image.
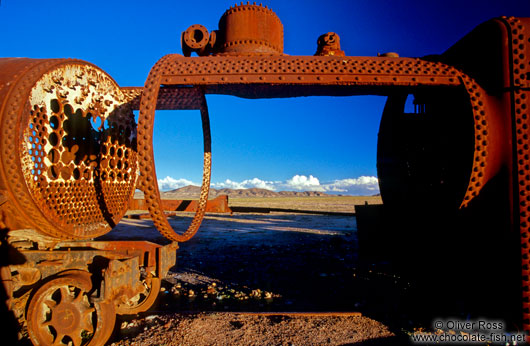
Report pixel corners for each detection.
[0,58,137,239]
[218,3,283,55]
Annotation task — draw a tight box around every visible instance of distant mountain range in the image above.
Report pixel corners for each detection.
[135,185,330,199]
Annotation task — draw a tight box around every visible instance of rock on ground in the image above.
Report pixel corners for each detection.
[110,312,395,346]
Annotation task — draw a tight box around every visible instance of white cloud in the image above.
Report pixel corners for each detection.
[159,174,380,195]
[322,176,380,195]
[212,178,277,190]
[158,176,197,191]
[284,174,325,192]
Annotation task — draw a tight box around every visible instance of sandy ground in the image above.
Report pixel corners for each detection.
[109,312,394,346]
[16,197,521,345]
[89,195,525,345]
[228,196,382,213]
[98,206,419,345]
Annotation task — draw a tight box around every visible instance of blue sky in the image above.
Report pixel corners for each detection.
[1,0,529,194]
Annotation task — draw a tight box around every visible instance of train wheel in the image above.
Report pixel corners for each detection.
[27,270,115,346]
[116,276,161,315]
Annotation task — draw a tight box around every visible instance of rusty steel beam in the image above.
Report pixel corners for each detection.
[153,55,462,91]
[494,16,530,332]
[129,195,232,213]
[122,86,204,110]
[136,49,497,240]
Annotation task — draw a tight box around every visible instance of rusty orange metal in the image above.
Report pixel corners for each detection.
[181,3,283,57]
[26,269,115,346]
[129,195,232,213]
[0,59,137,240]
[0,3,528,345]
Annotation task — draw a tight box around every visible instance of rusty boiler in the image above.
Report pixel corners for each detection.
[0,3,528,345]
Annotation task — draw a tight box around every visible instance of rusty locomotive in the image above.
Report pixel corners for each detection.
[0,3,529,345]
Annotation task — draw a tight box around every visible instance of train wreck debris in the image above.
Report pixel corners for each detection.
[0,3,528,345]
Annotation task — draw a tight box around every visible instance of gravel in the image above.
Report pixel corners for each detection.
[101,212,407,345]
[110,312,395,346]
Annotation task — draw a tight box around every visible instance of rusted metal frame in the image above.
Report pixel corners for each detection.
[129,194,232,213]
[0,189,7,206]
[137,55,212,243]
[101,256,141,303]
[8,240,177,330]
[12,240,176,287]
[67,236,178,277]
[58,239,161,252]
[497,16,530,333]
[15,249,134,280]
[157,56,462,88]
[459,75,507,207]
[122,86,204,110]
[56,240,163,269]
[152,54,492,210]
[9,246,173,330]
[9,248,121,295]
[158,243,178,279]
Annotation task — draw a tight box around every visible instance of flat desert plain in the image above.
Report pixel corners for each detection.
[228,195,382,213]
[98,195,414,346]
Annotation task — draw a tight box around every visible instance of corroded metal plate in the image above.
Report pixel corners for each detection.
[0,59,137,239]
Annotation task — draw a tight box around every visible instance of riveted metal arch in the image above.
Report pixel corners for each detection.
[137,55,212,243]
[141,54,499,211]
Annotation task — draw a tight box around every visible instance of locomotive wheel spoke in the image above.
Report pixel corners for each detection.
[59,286,70,302]
[52,333,65,345]
[27,270,116,346]
[73,291,84,304]
[70,333,82,346]
[44,299,57,309]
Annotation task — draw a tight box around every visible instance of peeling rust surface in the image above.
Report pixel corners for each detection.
[129,195,232,213]
[0,59,137,240]
[181,3,283,57]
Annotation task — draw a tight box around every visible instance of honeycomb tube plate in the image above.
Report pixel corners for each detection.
[0,58,137,239]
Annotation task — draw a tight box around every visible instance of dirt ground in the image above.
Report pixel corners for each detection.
[109,312,393,346]
[228,195,382,213]
[15,196,523,345]
[73,195,522,345]
[99,199,421,346]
